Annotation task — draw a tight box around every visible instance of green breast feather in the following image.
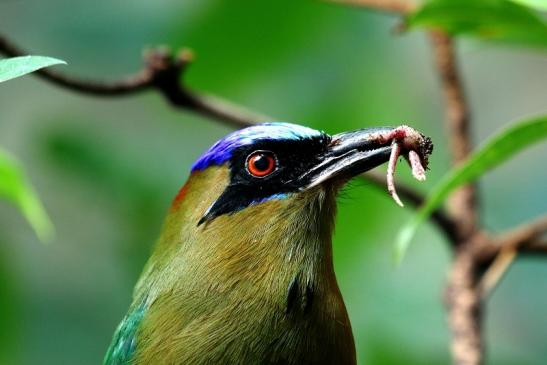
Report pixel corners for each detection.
[104,300,147,365]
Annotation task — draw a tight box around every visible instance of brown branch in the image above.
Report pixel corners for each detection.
[428,30,482,365]
[475,215,547,262]
[477,215,547,299]
[477,244,517,300]
[496,215,547,251]
[363,171,459,243]
[450,217,547,365]
[445,235,485,365]
[0,35,266,129]
[519,240,547,255]
[0,34,152,94]
[429,32,478,241]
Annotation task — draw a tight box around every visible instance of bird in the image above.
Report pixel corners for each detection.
[104,122,432,365]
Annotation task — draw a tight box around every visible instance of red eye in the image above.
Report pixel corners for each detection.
[246,151,277,177]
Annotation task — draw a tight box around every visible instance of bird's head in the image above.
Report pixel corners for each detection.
[164,122,431,253]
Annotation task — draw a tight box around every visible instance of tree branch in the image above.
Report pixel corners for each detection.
[497,215,547,251]
[429,32,477,240]
[476,215,547,262]
[477,215,547,299]
[519,240,547,255]
[363,171,459,243]
[477,244,517,300]
[445,236,484,365]
[0,36,265,129]
[431,34,483,365]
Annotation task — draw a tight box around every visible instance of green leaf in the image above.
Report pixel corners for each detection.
[408,0,547,47]
[0,56,65,83]
[0,148,54,242]
[395,116,547,263]
[510,0,547,11]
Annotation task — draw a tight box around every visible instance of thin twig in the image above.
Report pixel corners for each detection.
[519,240,547,255]
[0,35,265,129]
[477,245,517,300]
[478,215,547,261]
[478,215,547,299]
[496,215,547,251]
[363,171,459,243]
[476,215,547,298]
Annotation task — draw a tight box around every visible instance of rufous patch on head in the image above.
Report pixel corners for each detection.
[171,179,192,211]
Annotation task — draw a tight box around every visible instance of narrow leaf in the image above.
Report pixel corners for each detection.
[0,148,54,242]
[408,0,547,47]
[510,0,547,11]
[395,116,547,263]
[0,56,65,83]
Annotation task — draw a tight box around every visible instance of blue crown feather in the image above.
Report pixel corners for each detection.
[191,122,323,171]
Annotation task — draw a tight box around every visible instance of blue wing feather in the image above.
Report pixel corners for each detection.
[104,301,147,365]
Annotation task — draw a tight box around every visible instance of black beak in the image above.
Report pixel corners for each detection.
[302,127,396,188]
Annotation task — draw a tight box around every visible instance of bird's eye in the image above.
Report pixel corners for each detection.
[246,151,277,177]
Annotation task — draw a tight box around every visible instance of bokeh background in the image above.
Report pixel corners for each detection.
[1,0,547,364]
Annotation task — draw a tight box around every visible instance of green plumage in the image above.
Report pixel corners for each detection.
[104,300,147,364]
[105,166,355,365]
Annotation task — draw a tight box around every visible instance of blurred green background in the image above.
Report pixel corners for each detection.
[1,0,547,364]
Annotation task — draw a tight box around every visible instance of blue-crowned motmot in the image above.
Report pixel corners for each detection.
[104,122,432,365]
